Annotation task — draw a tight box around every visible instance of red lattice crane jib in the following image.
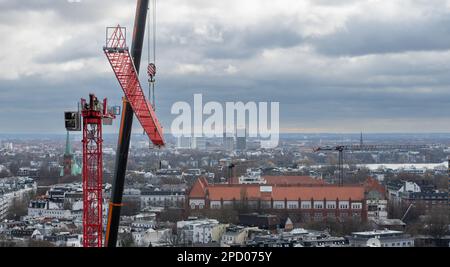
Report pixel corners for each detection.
[103,26,165,146]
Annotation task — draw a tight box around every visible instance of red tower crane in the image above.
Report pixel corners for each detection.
[78,94,116,247]
[65,94,118,247]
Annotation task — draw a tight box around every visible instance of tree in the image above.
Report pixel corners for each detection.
[388,200,410,220]
[9,162,19,176]
[388,201,425,223]
[160,230,180,247]
[158,208,184,223]
[27,239,55,247]
[0,169,9,178]
[347,168,370,184]
[404,202,426,223]
[423,207,450,239]
[405,222,424,236]
[7,191,35,220]
[434,175,448,191]
[341,218,370,235]
[119,233,135,247]
[121,199,141,216]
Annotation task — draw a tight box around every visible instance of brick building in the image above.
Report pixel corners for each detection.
[363,177,388,221]
[188,177,367,222]
[401,191,448,212]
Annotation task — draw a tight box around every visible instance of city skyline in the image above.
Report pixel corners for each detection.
[1,0,450,251]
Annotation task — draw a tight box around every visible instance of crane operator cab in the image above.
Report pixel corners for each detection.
[64,111,81,131]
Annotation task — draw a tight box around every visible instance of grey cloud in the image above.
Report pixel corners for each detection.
[312,0,362,6]
[203,23,303,59]
[157,18,303,60]
[2,0,450,133]
[312,14,450,56]
[0,0,129,23]
[34,38,100,64]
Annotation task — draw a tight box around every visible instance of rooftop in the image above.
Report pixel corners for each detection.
[351,229,404,237]
[263,176,326,186]
[190,177,365,201]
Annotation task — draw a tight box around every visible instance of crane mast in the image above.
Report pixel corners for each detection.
[65,94,116,247]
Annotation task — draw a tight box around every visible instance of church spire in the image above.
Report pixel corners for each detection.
[65,131,72,156]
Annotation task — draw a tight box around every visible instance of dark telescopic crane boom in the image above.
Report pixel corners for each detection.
[105,0,150,247]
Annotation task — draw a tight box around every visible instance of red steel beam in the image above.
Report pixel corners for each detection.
[104,26,165,146]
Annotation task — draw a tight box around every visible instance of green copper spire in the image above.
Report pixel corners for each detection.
[65,131,72,156]
[72,156,82,176]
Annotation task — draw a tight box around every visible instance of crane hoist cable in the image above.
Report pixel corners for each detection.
[147,0,157,110]
[143,0,156,137]
[146,0,162,157]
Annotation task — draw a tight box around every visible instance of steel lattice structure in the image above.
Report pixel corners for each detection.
[80,95,116,247]
[82,102,103,247]
[103,26,164,146]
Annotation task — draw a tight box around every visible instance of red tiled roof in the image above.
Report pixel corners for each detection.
[199,184,365,201]
[207,186,264,201]
[263,176,327,186]
[189,177,209,198]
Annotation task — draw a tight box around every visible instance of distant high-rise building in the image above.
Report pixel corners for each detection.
[193,137,207,151]
[247,140,261,150]
[360,132,364,148]
[223,132,234,151]
[236,128,247,151]
[177,136,192,149]
[191,137,196,149]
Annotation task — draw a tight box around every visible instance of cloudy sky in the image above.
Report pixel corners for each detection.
[1,0,450,134]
